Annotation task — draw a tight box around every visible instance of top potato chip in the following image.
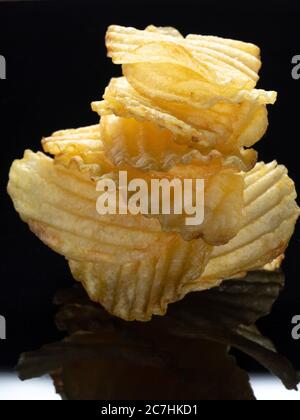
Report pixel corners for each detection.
[90,25,277,173]
[106,25,276,105]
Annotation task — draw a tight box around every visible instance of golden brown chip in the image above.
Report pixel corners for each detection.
[106,25,262,89]
[42,124,115,178]
[97,25,276,174]
[201,161,300,283]
[8,150,193,263]
[42,124,102,156]
[101,158,245,244]
[99,115,256,172]
[7,150,212,321]
[92,77,266,171]
[68,236,210,322]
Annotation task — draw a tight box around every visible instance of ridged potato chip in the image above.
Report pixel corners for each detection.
[101,158,244,244]
[106,25,276,106]
[95,25,277,174]
[99,114,257,172]
[8,149,212,273]
[42,124,102,156]
[71,161,299,320]
[201,161,300,282]
[42,124,114,178]
[106,25,262,91]
[99,115,194,171]
[68,236,210,322]
[92,77,265,170]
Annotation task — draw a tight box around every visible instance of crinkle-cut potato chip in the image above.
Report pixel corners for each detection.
[92,78,265,171]
[106,25,276,106]
[99,115,256,172]
[106,25,262,88]
[42,124,114,179]
[186,33,261,59]
[68,238,211,322]
[103,158,244,244]
[92,78,214,146]
[42,124,102,156]
[7,149,212,275]
[67,161,298,321]
[120,45,275,109]
[99,115,194,171]
[201,161,300,283]
[157,163,244,243]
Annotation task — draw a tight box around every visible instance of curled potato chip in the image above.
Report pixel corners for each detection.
[99,115,256,172]
[92,78,210,143]
[121,49,275,109]
[8,150,188,263]
[97,25,276,174]
[92,77,265,170]
[106,25,276,106]
[68,236,210,322]
[42,124,102,155]
[201,161,300,283]
[102,158,244,244]
[42,124,114,178]
[106,25,262,90]
[8,150,213,321]
[99,112,259,172]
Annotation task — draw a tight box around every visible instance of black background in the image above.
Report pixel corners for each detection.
[0,0,300,372]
